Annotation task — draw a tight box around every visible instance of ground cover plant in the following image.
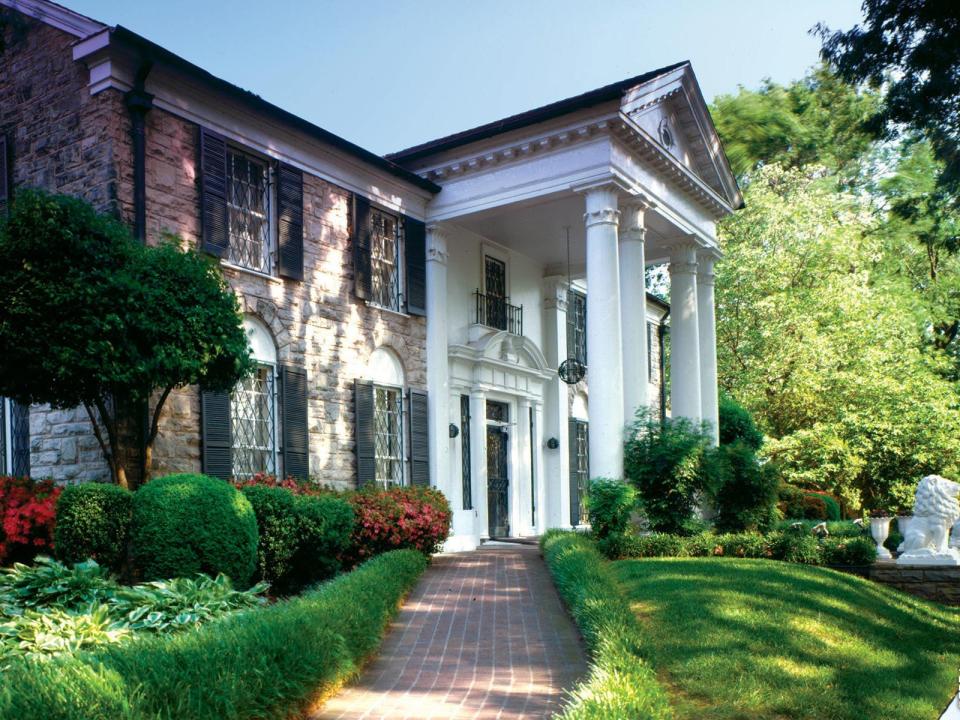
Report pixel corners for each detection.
[0,549,427,720]
[0,557,267,669]
[614,556,960,720]
[541,531,672,720]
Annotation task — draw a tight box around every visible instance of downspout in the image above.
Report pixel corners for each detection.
[659,308,670,423]
[125,60,153,243]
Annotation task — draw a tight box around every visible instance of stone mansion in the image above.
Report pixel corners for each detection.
[0,0,741,550]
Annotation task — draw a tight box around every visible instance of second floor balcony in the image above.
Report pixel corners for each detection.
[473,290,523,336]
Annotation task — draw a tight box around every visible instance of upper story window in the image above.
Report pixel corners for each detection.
[370,208,403,311]
[227,147,273,275]
[568,289,587,366]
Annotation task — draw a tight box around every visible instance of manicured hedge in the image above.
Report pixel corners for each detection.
[0,549,428,720]
[541,530,673,720]
[55,483,132,573]
[130,474,258,587]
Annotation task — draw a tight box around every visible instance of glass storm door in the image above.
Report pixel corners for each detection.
[486,402,510,537]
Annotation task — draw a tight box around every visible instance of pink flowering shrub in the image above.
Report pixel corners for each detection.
[347,485,452,563]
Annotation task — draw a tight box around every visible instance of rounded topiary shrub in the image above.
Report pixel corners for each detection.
[131,474,258,586]
[54,482,133,572]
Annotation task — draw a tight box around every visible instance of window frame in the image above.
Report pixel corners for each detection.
[372,382,406,488]
[569,289,587,366]
[0,397,12,475]
[224,144,277,276]
[230,361,280,481]
[460,394,472,510]
[368,206,405,313]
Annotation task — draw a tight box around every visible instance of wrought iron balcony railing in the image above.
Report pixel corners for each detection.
[473,290,523,336]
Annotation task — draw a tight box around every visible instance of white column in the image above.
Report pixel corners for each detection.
[669,242,702,421]
[532,401,546,534]
[542,276,571,528]
[697,252,719,445]
[584,186,625,479]
[425,225,452,500]
[469,389,488,539]
[620,199,651,426]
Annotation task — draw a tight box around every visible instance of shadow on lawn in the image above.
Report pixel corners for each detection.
[614,558,960,720]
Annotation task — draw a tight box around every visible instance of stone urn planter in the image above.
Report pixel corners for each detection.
[871,517,893,560]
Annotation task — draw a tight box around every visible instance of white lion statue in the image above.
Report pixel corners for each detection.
[898,475,960,566]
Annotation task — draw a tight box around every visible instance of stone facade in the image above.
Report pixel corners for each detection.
[1,12,427,488]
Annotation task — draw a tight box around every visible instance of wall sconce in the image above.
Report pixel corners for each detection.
[546,437,560,450]
[449,423,460,439]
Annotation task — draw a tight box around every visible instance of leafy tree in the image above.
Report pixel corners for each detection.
[0,190,253,489]
[716,164,960,510]
[711,65,880,185]
[819,0,960,195]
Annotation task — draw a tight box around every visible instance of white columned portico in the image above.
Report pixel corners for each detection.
[583,186,625,479]
[542,276,571,528]
[669,243,702,421]
[620,199,651,425]
[425,224,453,502]
[697,252,719,444]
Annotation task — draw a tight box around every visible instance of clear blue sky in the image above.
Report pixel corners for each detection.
[68,0,864,156]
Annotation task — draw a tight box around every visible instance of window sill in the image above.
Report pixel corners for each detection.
[220,261,285,286]
[366,301,412,319]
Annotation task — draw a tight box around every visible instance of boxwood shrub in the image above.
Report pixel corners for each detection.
[239,485,299,590]
[0,549,427,720]
[55,483,133,573]
[289,494,354,588]
[131,474,258,587]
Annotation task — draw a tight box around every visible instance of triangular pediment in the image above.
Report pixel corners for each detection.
[621,66,740,208]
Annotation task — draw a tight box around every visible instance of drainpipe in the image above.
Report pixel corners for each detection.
[659,308,670,423]
[125,61,153,243]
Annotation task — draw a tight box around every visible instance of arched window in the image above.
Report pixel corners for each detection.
[366,347,405,488]
[232,315,278,479]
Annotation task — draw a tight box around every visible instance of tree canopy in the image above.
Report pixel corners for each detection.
[0,190,253,488]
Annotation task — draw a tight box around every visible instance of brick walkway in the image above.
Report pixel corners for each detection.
[314,544,588,720]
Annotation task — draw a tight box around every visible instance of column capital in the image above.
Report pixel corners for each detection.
[426,223,449,265]
[542,275,570,312]
[696,252,717,285]
[621,197,653,243]
[669,242,700,277]
[580,184,621,229]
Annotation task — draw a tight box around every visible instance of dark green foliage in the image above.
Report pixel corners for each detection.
[131,475,258,587]
[239,486,299,589]
[55,484,133,573]
[769,527,822,564]
[815,492,842,521]
[0,191,252,487]
[711,442,780,533]
[540,531,673,720]
[587,479,636,540]
[718,393,763,450]
[624,409,711,534]
[821,536,877,566]
[289,494,355,590]
[0,550,427,720]
[613,533,690,559]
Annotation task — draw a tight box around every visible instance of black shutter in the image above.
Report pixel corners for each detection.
[408,389,430,486]
[354,380,375,487]
[200,128,229,258]
[352,195,372,300]
[201,389,232,480]
[11,401,29,477]
[0,135,8,216]
[404,216,426,316]
[281,365,309,480]
[277,163,304,281]
[568,418,579,526]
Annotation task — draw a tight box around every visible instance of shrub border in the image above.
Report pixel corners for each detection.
[541,530,673,720]
[0,549,428,720]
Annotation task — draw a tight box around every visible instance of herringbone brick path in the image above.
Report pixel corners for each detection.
[313,544,587,720]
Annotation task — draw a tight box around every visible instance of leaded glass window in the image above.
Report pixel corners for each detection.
[461,395,472,510]
[374,385,403,487]
[569,290,587,366]
[371,209,402,311]
[227,148,272,274]
[0,398,8,475]
[231,363,277,480]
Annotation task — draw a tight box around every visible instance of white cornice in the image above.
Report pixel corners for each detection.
[1,0,105,38]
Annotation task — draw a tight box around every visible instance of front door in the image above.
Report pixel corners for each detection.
[486,402,510,537]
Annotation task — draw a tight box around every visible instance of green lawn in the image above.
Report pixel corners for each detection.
[614,558,960,720]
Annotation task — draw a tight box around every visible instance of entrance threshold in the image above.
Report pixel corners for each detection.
[482,536,541,547]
